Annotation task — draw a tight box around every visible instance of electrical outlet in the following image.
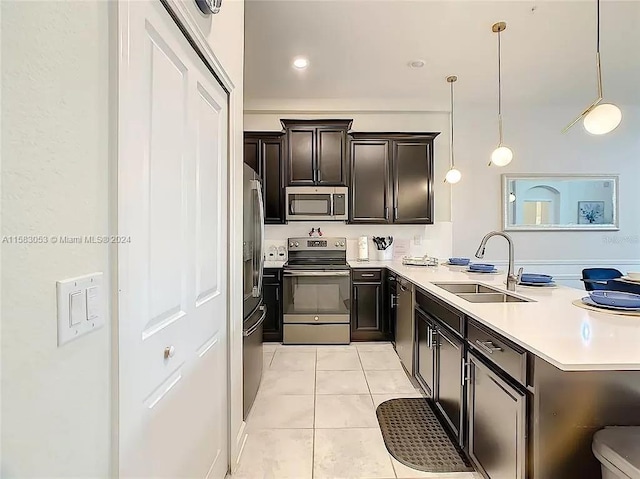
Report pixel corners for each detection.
[413,235,423,245]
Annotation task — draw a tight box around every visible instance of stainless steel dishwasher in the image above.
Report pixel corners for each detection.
[395,278,415,375]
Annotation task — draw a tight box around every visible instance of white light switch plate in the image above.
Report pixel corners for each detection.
[56,272,104,346]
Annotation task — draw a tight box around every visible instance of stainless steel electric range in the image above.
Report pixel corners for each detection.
[282,237,351,344]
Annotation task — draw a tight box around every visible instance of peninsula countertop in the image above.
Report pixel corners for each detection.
[349,259,640,372]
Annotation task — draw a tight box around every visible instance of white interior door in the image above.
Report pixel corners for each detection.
[118,1,228,477]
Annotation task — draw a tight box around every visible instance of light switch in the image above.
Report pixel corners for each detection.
[69,291,86,326]
[86,286,100,320]
[57,272,104,346]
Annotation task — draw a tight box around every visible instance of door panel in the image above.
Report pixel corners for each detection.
[263,282,282,342]
[262,139,285,223]
[436,327,463,443]
[393,141,433,223]
[243,138,259,172]
[350,141,390,223]
[288,129,315,185]
[119,2,228,478]
[317,129,345,185]
[416,311,435,397]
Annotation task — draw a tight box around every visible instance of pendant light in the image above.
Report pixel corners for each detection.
[489,22,513,167]
[445,75,462,184]
[563,0,622,135]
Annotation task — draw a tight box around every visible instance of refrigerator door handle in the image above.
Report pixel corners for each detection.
[252,179,266,297]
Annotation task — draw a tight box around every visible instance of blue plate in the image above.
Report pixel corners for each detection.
[519,281,556,288]
[466,268,498,274]
[520,273,553,284]
[582,296,640,312]
[449,257,470,266]
[469,263,496,272]
[590,291,640,309]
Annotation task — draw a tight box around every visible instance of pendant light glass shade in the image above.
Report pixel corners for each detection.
[563,0,622,134]
[445,168,462,184]
[489,22,512,167]
[445,75,462,184]
[583,103,622,135]
[491,146,513,167]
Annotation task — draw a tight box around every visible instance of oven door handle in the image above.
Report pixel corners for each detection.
[284,271,351,277]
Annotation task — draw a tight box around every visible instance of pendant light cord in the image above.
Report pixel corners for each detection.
[450,80,455,168]
[595,0,603,99]
[596,0,600,54]
[497,29,504,145]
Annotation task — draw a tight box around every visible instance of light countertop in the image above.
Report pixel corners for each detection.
[264,260,286,269]
[350,260,640,372]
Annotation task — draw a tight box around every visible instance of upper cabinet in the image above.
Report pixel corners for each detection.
[281,120,352,186]
[243,132,286,224]
[349,133,439,224]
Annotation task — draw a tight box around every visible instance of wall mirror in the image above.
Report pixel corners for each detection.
[502,174,619,231]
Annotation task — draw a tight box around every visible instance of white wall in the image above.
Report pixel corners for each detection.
[453,104,640,285]
[1,1,112,476]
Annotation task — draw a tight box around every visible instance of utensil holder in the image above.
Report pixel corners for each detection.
[376,245,394,261]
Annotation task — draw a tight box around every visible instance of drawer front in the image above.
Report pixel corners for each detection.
[352,269,383,282]
[263,268,282,284]
[416,289,464,336]
[284,314,350,324]
[283,324,350,344]
[468,321,527,385]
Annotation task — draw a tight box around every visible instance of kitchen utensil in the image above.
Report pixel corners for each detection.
[589,291,640,309]
[469,263,496,272]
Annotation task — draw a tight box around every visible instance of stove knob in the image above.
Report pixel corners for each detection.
[335,242,340,247]
[295,242,299,247]
[289,242,294,247]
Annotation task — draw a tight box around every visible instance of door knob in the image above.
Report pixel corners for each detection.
[164,346,176,359]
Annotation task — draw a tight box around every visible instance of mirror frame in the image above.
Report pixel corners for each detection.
[501,174,620,231]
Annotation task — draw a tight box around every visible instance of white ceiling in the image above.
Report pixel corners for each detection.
[244,0,640,108]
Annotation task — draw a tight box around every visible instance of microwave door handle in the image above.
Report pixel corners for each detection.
[330,194,334,217]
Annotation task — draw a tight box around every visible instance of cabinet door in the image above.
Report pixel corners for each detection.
[350,140,391,223]
[263,282,282,342]
[287,128,316,185]
[351,282,385,341]
[386,276,397,340]
[436,326,464,444]
[415,310,436,397]
[243,137,259,173]
[317,129,347,185]
[392,140,433,223]
[468,352,527,479]
[262,138,285,224]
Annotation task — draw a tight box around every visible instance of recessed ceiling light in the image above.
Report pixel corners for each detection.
[408,60,425,69]
[293,57,309,69]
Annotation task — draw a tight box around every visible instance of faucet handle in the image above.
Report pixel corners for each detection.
[516,267,523,284]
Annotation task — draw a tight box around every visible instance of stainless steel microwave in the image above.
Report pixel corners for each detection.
[285,187,348,221]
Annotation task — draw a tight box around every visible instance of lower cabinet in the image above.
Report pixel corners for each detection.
[467,351,527,479]
[415,307,436,397]
[263,268,283,342]
[435,325,465,446]
[351,269,389,341]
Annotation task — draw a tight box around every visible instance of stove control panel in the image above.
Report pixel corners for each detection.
[287,237,347,251]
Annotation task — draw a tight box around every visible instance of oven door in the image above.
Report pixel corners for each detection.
[283,270,351,321]
[286,190,333,221]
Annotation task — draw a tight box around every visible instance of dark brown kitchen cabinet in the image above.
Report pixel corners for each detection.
[350,140,391,223]
[243,133,286,224]
[351,269,389,341]
[281,120,352,186]
[263,268,283,342]
[436,325,465,445]
[349,133,438,224]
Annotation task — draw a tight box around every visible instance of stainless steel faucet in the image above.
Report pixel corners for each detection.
[475,231,518,291]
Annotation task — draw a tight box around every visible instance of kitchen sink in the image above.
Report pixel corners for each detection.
[456,293,531,303]
[433,282,501,294]
[433,282,533,303]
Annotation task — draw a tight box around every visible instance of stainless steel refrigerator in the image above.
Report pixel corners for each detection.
[242,163,266,419]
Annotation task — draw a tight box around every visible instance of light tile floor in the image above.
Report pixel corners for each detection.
[231,342,479,479]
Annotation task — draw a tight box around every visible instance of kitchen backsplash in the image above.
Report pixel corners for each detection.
[265,221,453,261]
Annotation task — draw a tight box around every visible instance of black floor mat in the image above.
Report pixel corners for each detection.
[376,398,474,473]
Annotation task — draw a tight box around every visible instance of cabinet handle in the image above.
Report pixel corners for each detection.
[317,169,322,182]
[394,207,398,220]
[353,286,358,300]
[475,339,503,354]
[428,329,437,349]
[275,288,279,301]
[385,207,389,220]
[462,358,470,386]
[361,273,375,278]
